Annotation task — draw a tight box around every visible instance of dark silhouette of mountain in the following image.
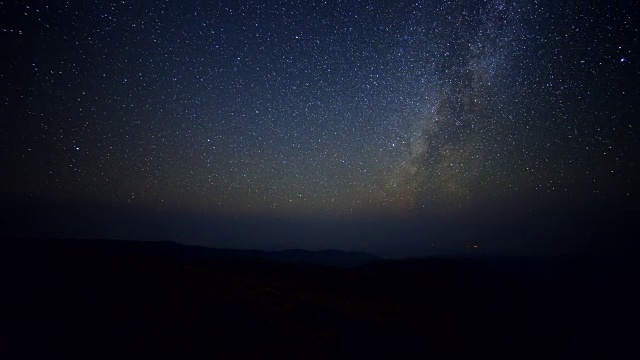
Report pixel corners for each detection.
[25,239,381,267]
[2,238,638,359]
[268,248,380,267]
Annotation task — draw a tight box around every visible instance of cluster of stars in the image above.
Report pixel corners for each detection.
[2,0,637,219]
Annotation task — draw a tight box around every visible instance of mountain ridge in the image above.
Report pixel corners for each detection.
[6,238,382,268]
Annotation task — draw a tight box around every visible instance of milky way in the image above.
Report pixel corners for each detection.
[2,1,637,220]
[383,0,517,211]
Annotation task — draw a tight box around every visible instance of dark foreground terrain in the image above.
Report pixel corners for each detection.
[3,239,638,359]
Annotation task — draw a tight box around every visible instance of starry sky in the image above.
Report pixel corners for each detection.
[2,1,638,256]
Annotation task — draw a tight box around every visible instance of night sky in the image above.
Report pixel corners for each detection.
[2,1,638,256]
